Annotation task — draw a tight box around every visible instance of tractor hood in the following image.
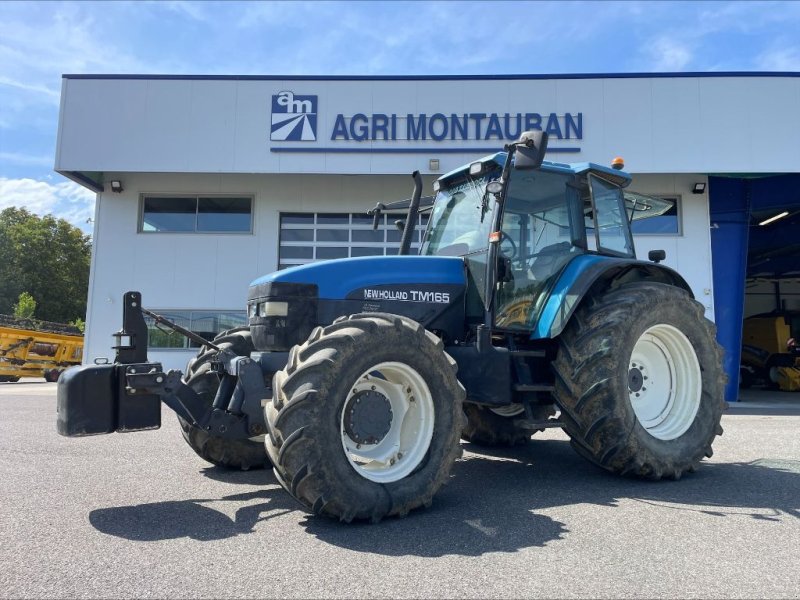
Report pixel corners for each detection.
[247,256,467,351]
[249,255,465,299]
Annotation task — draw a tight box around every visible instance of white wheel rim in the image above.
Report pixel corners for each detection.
[340,361,434,483]
[490,403,525,417]
[628,324,702,441]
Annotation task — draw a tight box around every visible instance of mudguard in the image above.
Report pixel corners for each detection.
[532,254,693,340]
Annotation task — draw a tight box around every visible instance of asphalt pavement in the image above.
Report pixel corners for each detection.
[0,380,798,599]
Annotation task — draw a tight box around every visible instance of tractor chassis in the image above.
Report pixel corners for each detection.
[58,291,561,441]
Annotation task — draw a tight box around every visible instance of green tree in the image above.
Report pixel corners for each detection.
[12,292,36,319]
[0,208,91,324]
[69,317,86,333]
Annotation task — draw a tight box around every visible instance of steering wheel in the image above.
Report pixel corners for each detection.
[498,231,517,259]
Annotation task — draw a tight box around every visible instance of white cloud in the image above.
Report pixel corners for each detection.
[646,37,694,71]
[693,1,800,36]
[633,2,800,72]
[0,152,53,167]
[0,3,183,105]
[156,0,210,22]
[0,75,61,104]
[231,1,606,75]
[0,177,96,232]
[235,2,301,28]
[756,45,800,71]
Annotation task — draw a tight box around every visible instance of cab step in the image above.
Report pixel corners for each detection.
[513,384,555,392]
[509,349,546,358]
[513,419,564,430]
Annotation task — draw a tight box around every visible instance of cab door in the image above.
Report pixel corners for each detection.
[587,174,635,258]
[493,169,582,331]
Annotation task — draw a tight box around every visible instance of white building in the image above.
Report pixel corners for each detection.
[55,73,800,402]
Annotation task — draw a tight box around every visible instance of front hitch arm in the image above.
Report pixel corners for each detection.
[123,350,269,440]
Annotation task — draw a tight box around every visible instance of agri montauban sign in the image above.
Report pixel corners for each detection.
[270,91,582,152]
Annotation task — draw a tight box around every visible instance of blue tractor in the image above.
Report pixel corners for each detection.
[57,132,726,523]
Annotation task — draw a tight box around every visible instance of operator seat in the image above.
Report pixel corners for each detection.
[528,241,573,280]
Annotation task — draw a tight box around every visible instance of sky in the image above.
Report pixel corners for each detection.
[1,0,799,234]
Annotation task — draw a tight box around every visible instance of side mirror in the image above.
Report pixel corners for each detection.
[480,181,503,224]
[648,250,666,263]
[486,180,503,195]
[513,131,549,170]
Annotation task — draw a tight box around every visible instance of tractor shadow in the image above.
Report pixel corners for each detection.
[88,467,295,542]
[302,440,800,556]
[455,438,800,518]
[89,440,800,556]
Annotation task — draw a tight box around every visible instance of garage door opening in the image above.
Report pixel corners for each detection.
[710,174,800,401]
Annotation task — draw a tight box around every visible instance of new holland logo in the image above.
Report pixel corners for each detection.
[271,91,318,141]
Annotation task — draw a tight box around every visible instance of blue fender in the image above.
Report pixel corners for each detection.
[531,254,693,340]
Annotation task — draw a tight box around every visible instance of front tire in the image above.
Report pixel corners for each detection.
[179,328,270,471]
[553,282,726,480]
[265,314,466,522]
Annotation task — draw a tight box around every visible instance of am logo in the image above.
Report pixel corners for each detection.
[270,91,318,141]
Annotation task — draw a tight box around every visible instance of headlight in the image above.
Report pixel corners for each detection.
[257,301,288,317]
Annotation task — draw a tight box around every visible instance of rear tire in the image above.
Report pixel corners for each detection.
[179,328,270,471]
[265,313,466,522]
[553,282,726,480]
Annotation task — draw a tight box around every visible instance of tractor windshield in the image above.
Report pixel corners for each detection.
[421,167,502,257]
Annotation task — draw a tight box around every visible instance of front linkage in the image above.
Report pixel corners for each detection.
[57,291,270,440]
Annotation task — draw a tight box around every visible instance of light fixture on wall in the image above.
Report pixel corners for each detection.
[692,182,706,194]
[429,159,440,171]
[110,180,124,193]
[758,211,789,226]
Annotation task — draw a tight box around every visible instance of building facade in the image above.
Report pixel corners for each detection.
[55,73,800,401]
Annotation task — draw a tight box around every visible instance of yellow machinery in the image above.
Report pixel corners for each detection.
[0,315,83,382]
[740,312,800,392]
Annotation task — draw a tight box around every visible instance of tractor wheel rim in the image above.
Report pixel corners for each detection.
[628,324,702,441]
[490,403,525,417]
[340,361,434,483]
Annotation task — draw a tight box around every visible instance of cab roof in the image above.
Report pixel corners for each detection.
[437,152,633,188]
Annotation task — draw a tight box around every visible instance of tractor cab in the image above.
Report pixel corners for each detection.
[421,139,672,335]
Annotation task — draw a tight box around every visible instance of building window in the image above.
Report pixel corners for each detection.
[145,310,247,349]
[141,196,253,233]
[278,212,429,270]
[630,195,681,235]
